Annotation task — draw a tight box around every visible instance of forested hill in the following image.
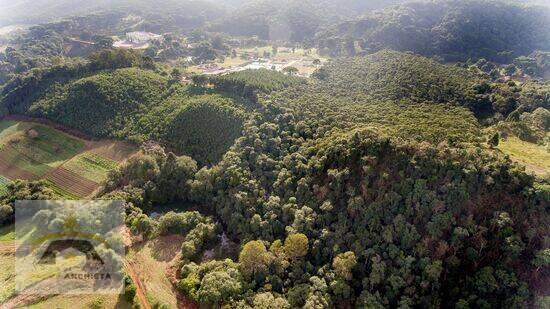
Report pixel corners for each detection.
[0,0,226,27]
[311,51,483,105]
[316,0,550,61]
[207,0,410,42]
[0,50,250,165]
[79,54,547,307]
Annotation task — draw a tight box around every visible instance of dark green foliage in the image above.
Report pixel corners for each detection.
[156,210,217,262]
[513,51,550,78]
[0,26,66,84]
[311,51,484,106]
[29,67,168,137]
[88,49,145,71]
[209,69,306,102]
[202,118,546,307]
[517,82,550,113]
[489,132,500,148]
[273,51,481,143]
[104,146,200,205]
[123,276,137,303]
[1,4,548,307]
[178,259,243,304]
[82,53,547,309]
[496,81,550,144]
[0,180,56,225]
[163,98,245,164]
[157,211,210,236]
[499,107,550,145]
[317,0,550,62]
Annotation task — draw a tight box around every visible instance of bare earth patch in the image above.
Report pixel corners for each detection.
[128,235,186,308]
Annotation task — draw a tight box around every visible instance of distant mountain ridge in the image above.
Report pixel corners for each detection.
[315,0,550,61]
[208,0,411,41]
[0,0,227,27]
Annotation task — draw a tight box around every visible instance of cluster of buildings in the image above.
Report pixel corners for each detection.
[113,31,162,49]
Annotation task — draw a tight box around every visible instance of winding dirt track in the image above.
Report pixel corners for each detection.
[123,260,151,309]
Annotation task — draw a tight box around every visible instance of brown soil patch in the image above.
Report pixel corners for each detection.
[87,140,139,162]
[44,167,99,197]
[149,235,185,262]
[0,153,36,181]
[0,242,16,255]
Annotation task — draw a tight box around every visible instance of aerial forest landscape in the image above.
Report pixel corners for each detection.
[0,0,549,308]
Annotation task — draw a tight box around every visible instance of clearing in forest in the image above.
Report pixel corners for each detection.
[127,235,185,308]
[498,137,550,177]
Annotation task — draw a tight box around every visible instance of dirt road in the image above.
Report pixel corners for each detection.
[123,260,150,309]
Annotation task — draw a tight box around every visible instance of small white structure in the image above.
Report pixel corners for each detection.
[126,32,162,44]
[113,31,162,49]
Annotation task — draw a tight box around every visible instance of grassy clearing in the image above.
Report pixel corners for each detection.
[63,152,119,183]
[88,140,139,162]
[0,120,34,144]
[0,252,15,303]
[4,124,85,170]
[498,137,550,177]
[0,223,15,302]
[127,236,183,308]
[0,146,52,176]
[0,121,85,177]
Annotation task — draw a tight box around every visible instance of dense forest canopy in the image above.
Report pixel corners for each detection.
[316,0,550,61]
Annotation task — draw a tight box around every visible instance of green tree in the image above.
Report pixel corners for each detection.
[283,66,299,76]
[239,240,271,276]
[284,233,309,259]
[488,132,500,148]
[197,269,243,304]
[253,292,290,309]
[171,68,182,82]
[332,251,357,280]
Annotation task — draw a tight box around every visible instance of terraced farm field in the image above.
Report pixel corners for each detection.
[0,175,11,196]
[0,120,138,198]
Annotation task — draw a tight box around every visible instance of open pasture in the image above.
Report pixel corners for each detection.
[498,137,550,177]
